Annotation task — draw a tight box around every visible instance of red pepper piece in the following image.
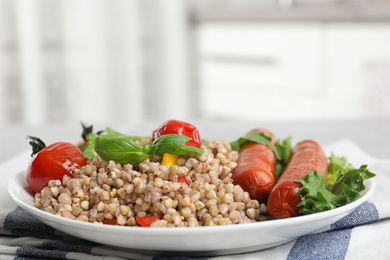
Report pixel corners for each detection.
[178,176,190,186]
[135,216,160,227]
[103,217,117,225]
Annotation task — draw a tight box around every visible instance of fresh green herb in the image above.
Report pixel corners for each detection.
[295,165,375,215]
[91,133,203,167]
[82,127,151,160]
[105,127,125,137]
[78,122,96,152]
[105,127,150,142]
[168,144,204,157]
[80,122,93,141]
[230,132,293,180]
[295,171,336,214]
[330,165,375,195]
[152,134,191,156]
[201,139,210,146]
[94,135,151,166]
[230,132,281,160]
[82,133,98,159]
[151,134,203,157]
[326,153,353,186]
[275,137,292,180]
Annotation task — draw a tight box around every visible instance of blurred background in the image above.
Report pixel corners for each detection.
[1,0,390,126]
[1,0,390,160]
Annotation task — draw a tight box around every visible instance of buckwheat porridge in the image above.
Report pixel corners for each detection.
[34,140,270,227]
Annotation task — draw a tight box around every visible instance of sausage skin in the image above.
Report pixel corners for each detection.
[267,140,328,219]
[232,129,277,203]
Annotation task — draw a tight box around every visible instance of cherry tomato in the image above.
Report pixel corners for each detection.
[135,216,160,227]
[151,120,201,148]
[27,139,86,193]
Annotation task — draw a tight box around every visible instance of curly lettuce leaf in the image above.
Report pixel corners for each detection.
[275,137,292,180]
[295,171,338,214]
[326,153,353,185]
[295,165,375,215]
[331,165,376,197]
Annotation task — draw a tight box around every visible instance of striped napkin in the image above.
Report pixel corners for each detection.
[1,140,389,260]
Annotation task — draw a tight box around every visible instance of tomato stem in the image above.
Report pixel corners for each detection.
[26,136,46,157]
[80,121,93,141]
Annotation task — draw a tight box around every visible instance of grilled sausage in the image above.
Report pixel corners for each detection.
[232,129,277,203]
[267,140,328,219]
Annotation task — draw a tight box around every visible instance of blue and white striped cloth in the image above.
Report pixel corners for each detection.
[1,140,389,260]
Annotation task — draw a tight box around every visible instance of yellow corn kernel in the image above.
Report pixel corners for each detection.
[161,153,178,169]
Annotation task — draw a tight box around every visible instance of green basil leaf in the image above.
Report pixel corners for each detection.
[230,132,281,160]
[152,134,191,157]
[173,145,204,156]
[105,127,125,137]
[94,135,149,166]
[143,144,158,156]
[83,132,98,159]
[106,127,150,142]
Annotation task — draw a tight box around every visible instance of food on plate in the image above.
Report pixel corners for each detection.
[267,140,328,219]
[81,121,203,167]
[26,136,86,193]
[32,120,269,227]
[294,157,375,215]
[136,216,161,227]
[151,119,201,148]
[27,120,375,227]
[232,129,277,203]
[34,139,267,227]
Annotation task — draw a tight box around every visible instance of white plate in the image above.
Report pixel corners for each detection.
[8,171,375,256]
